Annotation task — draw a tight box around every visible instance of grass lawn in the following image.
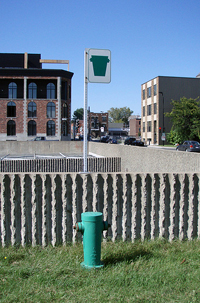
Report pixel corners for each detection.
[0,239,199,302]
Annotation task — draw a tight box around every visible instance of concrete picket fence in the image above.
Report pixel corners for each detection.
[0,172,200,246]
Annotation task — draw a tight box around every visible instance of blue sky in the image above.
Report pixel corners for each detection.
[1,0,200,116]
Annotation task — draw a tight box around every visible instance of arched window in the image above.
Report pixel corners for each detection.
[8,82,17,99]
[7,120,16,136]
[28,82,37,99]
[47,83,55,99]
[28,101,37,117]
[63,103,68,118]
[28,120,36,136]
[62,121,68,136]
[47,102,55,118]
[7,101,16,117]
[47,120,55,136]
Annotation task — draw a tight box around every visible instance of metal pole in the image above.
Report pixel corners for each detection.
[163,94,164,146]
[83,50,88,172]
[159,91,164,146]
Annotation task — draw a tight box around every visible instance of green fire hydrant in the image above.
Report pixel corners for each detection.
[74,212,110,269]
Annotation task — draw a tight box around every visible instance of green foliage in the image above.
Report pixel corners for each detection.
[166,97,200,143]
[108,106,133,126]
[73,108,84,120]
[166,129,183,145]
[0,240,200,302]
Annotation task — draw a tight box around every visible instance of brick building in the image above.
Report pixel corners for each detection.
[88,112,108,138]
[129,115,141,138]
[0,53,73,141]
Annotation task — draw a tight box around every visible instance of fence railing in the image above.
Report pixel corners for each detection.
[0,157,121,173]
[0,173,200,246]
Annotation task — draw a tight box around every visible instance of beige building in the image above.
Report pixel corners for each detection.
[141,76,200,145]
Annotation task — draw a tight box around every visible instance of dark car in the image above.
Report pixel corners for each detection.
[101,135,110,143]
[135,140,144,146]
[124,137,144,146]
[108,138,117,144]
[176,140,200,152]
[124,137,136,145]
[33,136,46,141]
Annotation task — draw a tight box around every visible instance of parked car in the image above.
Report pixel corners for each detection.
[124,137,136,145]
[33,136,46,141]
[176,141,200,152]
[101,135,110,143]
[135,140,144,146]
[124,137,144,146]
[108,138,117,144]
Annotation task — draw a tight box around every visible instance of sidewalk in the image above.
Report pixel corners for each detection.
[147,144,176,150]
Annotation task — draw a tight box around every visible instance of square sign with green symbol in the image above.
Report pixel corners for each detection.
[88,49,111,83]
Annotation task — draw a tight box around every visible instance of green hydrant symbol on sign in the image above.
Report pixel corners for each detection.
[90,56,110,77]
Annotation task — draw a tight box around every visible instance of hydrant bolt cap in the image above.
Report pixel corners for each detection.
[74,222,84,233]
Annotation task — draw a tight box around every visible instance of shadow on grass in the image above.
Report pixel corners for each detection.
[102,246,153,266]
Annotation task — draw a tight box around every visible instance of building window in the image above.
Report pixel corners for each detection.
[69,85,71,99]
[62,121,68,136]
[28,120,36,136]
[143,122,145,132]
[94,117,98,129]
[147,87,151,98]
[102,116,107,122]
[147,121,151,132]
[154,84,157,96]
[47,120,55,136]
[143,106,145,116]
[143,89,145,100]
[7,101,16,117]
[7,120,16,136]
[154,103,157,114]
[47,102,55,118]
[147,104,151,115]
[47,83,55,99]
[28,83,37,99]
[63,103,68,118]
[28,101,37,117]
[62,81,68,100]
[8,82,17,99]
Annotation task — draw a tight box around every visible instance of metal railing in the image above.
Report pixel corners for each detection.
[0,157,121,173]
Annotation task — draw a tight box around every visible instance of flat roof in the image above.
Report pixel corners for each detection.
[0,68,73,79]
[141,75,200,85]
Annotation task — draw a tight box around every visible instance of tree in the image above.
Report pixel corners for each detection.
[166,97,200,144]
[108,107,133,126]
[73,108,84,120]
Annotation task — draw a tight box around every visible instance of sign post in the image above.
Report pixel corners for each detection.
[161,133,166,141]
[83,51,89,173]
[83,49,111,172]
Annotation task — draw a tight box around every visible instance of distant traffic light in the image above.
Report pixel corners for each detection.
[159,127,161,133]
